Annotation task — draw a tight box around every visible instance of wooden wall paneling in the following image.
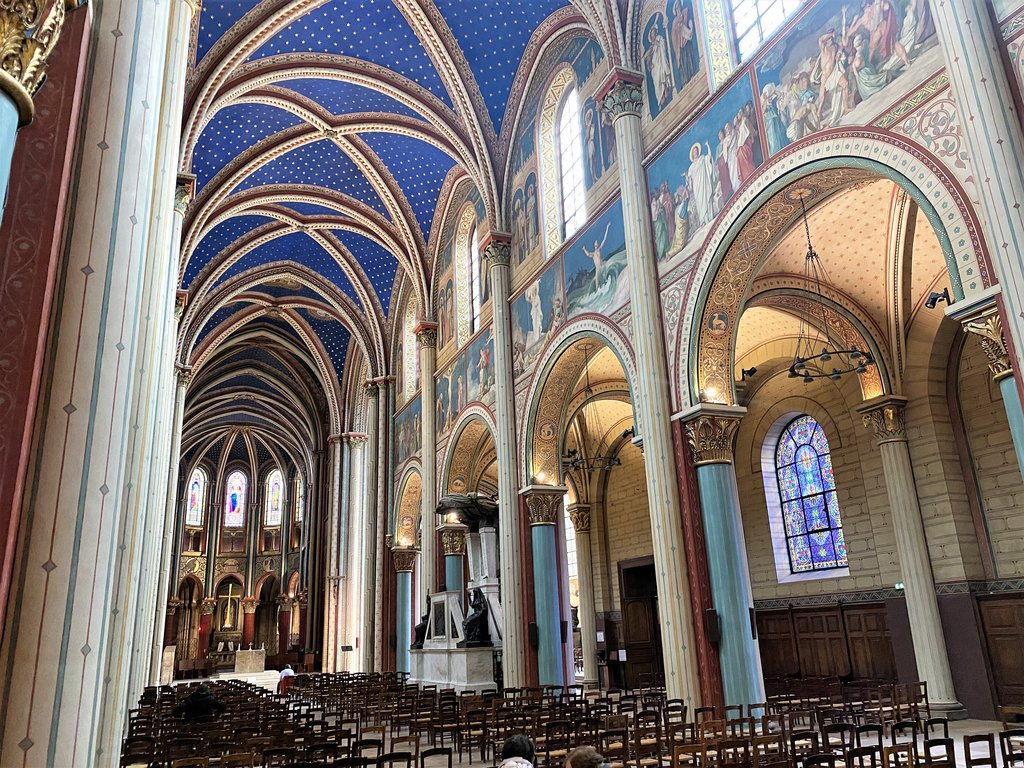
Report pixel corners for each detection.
[979,596,1024,706]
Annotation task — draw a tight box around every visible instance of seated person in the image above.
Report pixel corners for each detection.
[277,663,296,694]
[499,734,536,768]
[566,747,606,768]
[172,684,226,724]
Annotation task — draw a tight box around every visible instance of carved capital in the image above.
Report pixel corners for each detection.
[174,174,197,217]
[343,432,369,446]
[600,73,644,121]
[440,524,468,556]
[166,597,182,615]
[392,547,418,573]
[414,321,438,349]
[483,239,511,269]
[276,594,293,610]
[568,504,592,533]
[175,363,192,388]
[363,380,380,398]
[521,485,566,526]
[200,597,216,616]
[683,411,742,465]
[858,397,907,444]
[241,596,258,614]
[174,290,189,321]
[963,307,1013,382]
[0,0,68,126]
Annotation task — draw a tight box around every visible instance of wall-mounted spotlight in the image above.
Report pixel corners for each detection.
[621,426,636,441]
[925,287,951,309]
[741,367,758,380]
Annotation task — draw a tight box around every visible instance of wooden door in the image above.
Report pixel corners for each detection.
[979,596,1024,706]
[619,561,664,689]
[793,608,850,677]
[844,606,896,680]
[756,610,800,678]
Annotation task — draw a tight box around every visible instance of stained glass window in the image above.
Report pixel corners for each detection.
[294,474,305,523]
[265,469,283,528]
[185,467,206,528]
[557,87,587,239]
[775,415,847,572]
[223,470,247,528]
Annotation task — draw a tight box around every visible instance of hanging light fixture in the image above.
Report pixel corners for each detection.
[788,194,875,383]
[562,342,621,473]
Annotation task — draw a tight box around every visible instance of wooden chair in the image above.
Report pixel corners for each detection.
[307,742,340,764]
[377,751,414,768]
[391,735,421,760]
[538,719,573,768]
[963,734,997,768]
[856,725,884,750]
[804,756,840,768]
[262,748,296,768]
[822,723,855,756]
[354,739,384,760]
[848,746,882,768]
[420,746,453,768]
[458,709,490,763]
[120,735,156,767]
[695,707,717,724]
[922,738,954,768]
[718,738,752,768]
[790,730,820,766]
[600,727,630,768]
[670,742,707,768]
[751,734,787,768]
[1000,730,1024,768]
[882,744,914,768]
[170,759,209,768]
[335,758,373,768]
[220,755,258,768]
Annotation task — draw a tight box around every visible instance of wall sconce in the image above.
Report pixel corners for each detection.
[925,288,950,309]
[741,367,757,380]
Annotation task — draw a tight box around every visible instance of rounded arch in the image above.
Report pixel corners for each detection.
[442,408,499,496]
[394,466,423,549]
[521,316,639,484]
[538,64,579,257]
[177,573,205,600]
[213,572,244,595]
[681,130,995,409]
[254,571,279,599]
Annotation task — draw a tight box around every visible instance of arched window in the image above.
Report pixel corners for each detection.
[223,470,248,528]
[294,474,305,523]
[469,223,482,333]
[453,206,476,346]
[185,467,206,528]
[774,415,847,572]
[729,0,803,61]
[264,469,284,528]
[556,87,587,239]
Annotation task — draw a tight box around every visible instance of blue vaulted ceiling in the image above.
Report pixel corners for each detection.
[183,0,572,399]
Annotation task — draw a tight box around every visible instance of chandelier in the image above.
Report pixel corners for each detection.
[788,195,875,383]
[562,342,621,473]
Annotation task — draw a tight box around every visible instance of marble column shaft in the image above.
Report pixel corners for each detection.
[417,324,438,604]
[344,434,367,670]
[483,236,526,687]
[323,435,343,672]
[373,379,391,670]
[441,522,467,603]
[569,505,598,688]
[393,548,417,675]
[522,485,566,687]
[0,2,180,763]
[360,385,379,673]
[600,74,700,705]
[932,4,1024,366]
[859,398,958,706]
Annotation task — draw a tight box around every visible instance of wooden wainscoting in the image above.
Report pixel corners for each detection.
[978,595,1024,706]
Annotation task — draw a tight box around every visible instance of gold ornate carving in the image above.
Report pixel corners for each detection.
[684,413,741,465]
[0,0,67,125]
[167,597,182,615]
[601,76,644,121]
[963,308,1013,382]
[859,399,907,443]
[568,504,591,533]
[415,322,438,349]
[200,598,216,616]
[241,597,258,614]
[175,364,192,388]
[483,239,511,268]
[440,525,467,556]
[392,547,418,573]
[523,486,565,526]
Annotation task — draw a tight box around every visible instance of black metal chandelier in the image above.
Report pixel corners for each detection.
[788,195,875,383]
[562,342,621,473]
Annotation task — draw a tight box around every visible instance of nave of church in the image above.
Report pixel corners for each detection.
[2,0,1024,765]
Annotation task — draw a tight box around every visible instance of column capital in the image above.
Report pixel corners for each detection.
[439,522,468,556]
[957,303,1013,383]
[857,396,908,444]
[200,597,216,616]
[679,403,745,465]
[174,289,189,321]
[482,234,512,268]
[520,484,567,526]
[166,597,182,615]
[0,0,69,126]
[175,173,197,217]
[567,503,592,533]
[414,321,438,348]
[342,431,369,445]
[598,69,644,122]
[363,380,380,397]
[392,547,419,573]
[174,363,192,388]
[241,596,258,614]
[276,594,293,609]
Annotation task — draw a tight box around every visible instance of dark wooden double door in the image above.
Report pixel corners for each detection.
[979,596,1024,706]
[757,603,897,681]
[620,561,665,689]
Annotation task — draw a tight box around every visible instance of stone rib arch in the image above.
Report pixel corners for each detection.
[680,130,995,410]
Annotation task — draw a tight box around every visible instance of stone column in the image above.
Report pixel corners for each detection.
[393,547,418,675]
[950,294,1024,483]
[599,72,701,705]
[323,434,343,671]
[241,597,258,648]
[439,520,468,605]
[0,2,186,763]
[568,504,599,689]
[360,383,380,672]
[682,404,765,707]
[416,323,438,603]
[932,6,1024,363]
[373,378,392,670]
[521,484,567,687]
[483,234,526,687]
[344,433,368,670]
[858,397,960,708]
[277,596,293,656]
[199,598,216,659]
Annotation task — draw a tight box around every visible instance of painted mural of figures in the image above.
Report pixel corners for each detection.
[735,106,757,185]
[601,110,616,167]
[644,16,674,111]
[583,222,612,291]
[585,107,601,183]
[715,128,734,202]
[477,344,492,396]
[525,174,539,250]
[669,0,699,88]
[688,141,718,229]
[761,84,791,156]
[814,29,850,126]
[524,281,543,352]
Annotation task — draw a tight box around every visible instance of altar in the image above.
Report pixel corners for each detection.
[234,648,265,674]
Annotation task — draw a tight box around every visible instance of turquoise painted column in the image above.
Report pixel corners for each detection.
[440,521,468,603]
[521,485,566,687]
[682,405,765,707]
[393,548,417,675]
[952,295,1024,483]
[0,92,21,209]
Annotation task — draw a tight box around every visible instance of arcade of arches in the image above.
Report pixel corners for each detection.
[4,0,1024,764]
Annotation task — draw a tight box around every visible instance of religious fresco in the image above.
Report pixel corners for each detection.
[646,74,763,266]
[434,185,486,357]
[436,352,468,435]
[564,199,629,318]
[511,172,540,265]
[583,96,617,188]
[641,0,704,120]
[434,327,496,434]
[512,258,565,379]
[394,396,422,467]
[755,0,936,156]
[465,328,495,405]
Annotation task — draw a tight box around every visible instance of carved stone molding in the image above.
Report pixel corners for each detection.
[415,321,438,349]
[600,72,644,121]
[0,0,68,125]
[167,597,182,615]
[858,397,908,444]
[392,547,418,573]
[483,239,511,268]
[174,173,196,217]
[175,363,192,388]
[363,380,380,398]
[200,598,216,616]
[521,485,566,526]
[440,524,467,556]
[241,596,258,614]
[568,504,592,533]
[682,406,744,465]
[962,306,1013,382]
[343,432,369,446]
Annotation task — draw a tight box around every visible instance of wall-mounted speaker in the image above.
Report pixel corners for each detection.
[705,609,720,644]
[528,622,539,649]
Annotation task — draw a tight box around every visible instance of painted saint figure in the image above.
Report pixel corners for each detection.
[644,19,674,110]
[583,222,612,291]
